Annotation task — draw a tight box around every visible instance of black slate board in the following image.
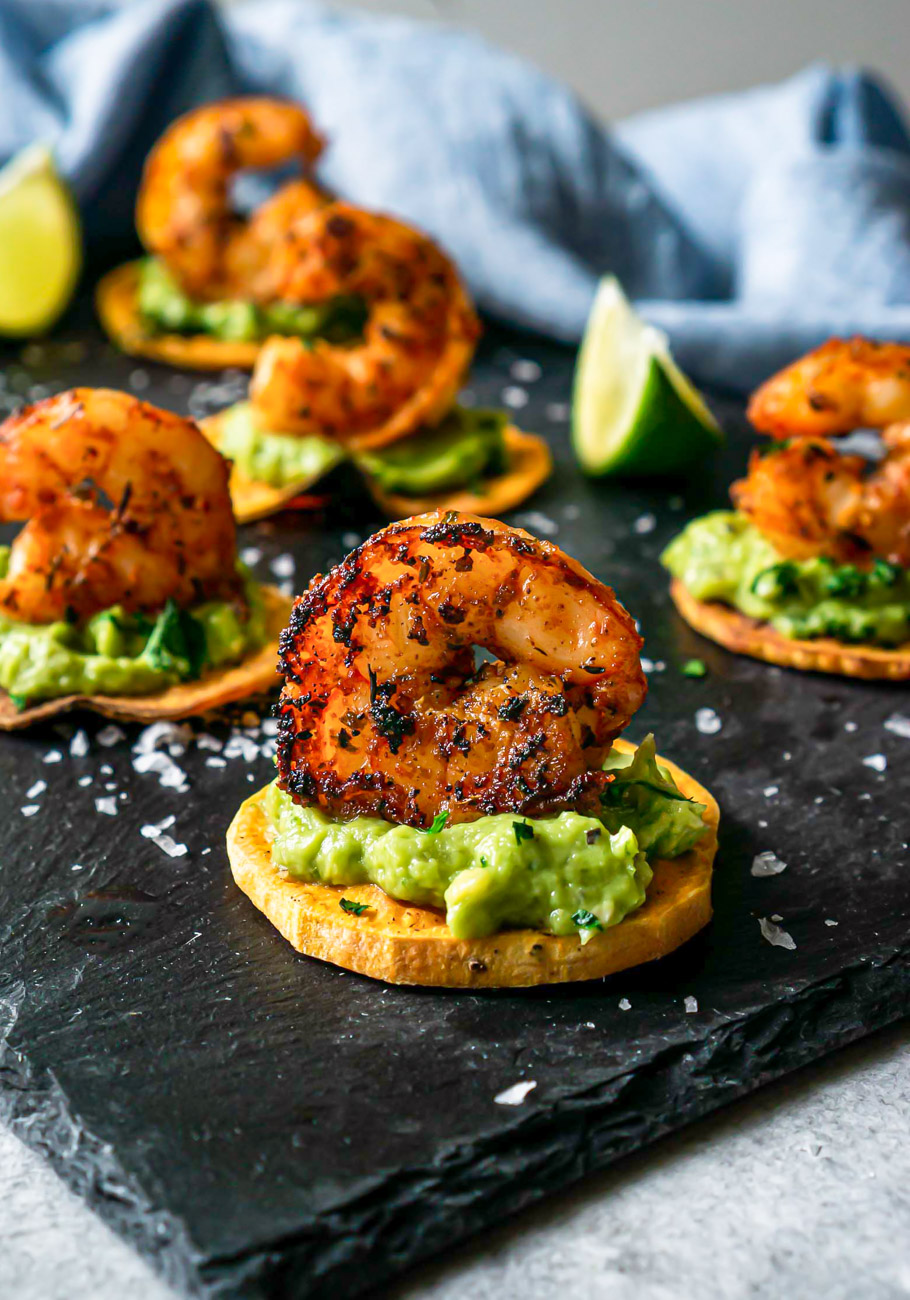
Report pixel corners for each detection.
[0,302,908,1300]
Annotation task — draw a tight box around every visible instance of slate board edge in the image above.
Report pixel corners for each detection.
[2,948,908,1300]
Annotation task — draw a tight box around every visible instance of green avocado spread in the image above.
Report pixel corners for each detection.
[0,550,268,706]
[218,402,509,495]
[137,257,367,344]
[662,511,910,646]
[263,736,706,940]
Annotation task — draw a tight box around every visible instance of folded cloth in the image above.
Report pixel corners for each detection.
[5,0,910,391]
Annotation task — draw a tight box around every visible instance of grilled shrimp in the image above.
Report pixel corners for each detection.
[136,97,325,302]
[276,511,647,829]
[249,203,480,448]
[748,338,910,438]
[0,389,240,624]
[732,428,910,566]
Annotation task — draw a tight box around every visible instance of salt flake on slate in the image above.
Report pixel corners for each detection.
[206,756,227,769]
[695,707,722,735]
[141,816,188,859]
[197,733,222,752]
[825,919,839,927]
[240,546,262,568]
[26,780,46,799]
[634,513,656,535]
[97,724,126,748]
[342,532,361,550]
[20,805,39,817]
[501,385,528,409]
[844,721,858,733]
[224,735,260,762]
[751,851,787,877]
[70,729,89,758]
[759,917,797,950]
[510,359,541,382]
[684,996,698,1013]
[270,554,295,579]
[862,754,887,772]
[42,749,63,764]
[77,775,92,787]
[95,796,118,816]
[763,785,779,797]
[514,510,558,537]
[134,721,193,757]
[133,751,189,792]
[618,997,632,1011]
[494,1080,536,1106]
[884,714,910,739]
[261,719,279,738]
[141,815,176,837]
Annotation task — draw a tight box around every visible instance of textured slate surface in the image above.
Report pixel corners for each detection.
[0,303,908,1299]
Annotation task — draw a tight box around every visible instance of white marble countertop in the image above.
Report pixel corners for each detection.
[2,1021,909,1299]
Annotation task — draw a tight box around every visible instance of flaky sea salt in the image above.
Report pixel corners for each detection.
[206,756,227,769]
[844,721,858,733]
[494,1080,537,1106]
[884,714,910,739]
[240,546,262,568]
[133,751,189,792]
[342,532,361,551]
[862,754,887,772]
[763,785,779,797]
[95,796,118,816]
[751,851,787,877]
[42,750,63,764]
[633,513,657,535]
[97,724,126,748]
[141,815,175,837]
[695,707,722,735]
[825,919,839,927]
[759,917,797,950]
[501,385,528,409]
[224,735,260,762]
[26,780,46,799]
[510,359,542,383]
[684,996,698,1013]
[618,998,632,1011]
[77,776,92,788]
[133,721,193,757]
[270,553,295,579]
[70,730,89,758]
[514,510,558,537]
[141,817,187,859]
[20,805,39,818]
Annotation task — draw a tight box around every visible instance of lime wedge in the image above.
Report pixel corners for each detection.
[0,144,81,336]
[572,276,721,476]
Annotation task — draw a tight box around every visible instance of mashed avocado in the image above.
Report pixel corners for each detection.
[218,402,509,495]
[217,403,346,489]
[137,258,367,344]
[264,736,706,939]
[0,550,268,705]
[357,409,509,495]
[662,511,910,646]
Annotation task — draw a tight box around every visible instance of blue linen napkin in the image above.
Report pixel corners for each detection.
[5,0,910,392]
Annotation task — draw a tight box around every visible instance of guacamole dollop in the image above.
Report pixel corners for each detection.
[217,402,509,495]
[0,550,268,706]
[137,258,367,344]
[662,511,910,646]
[263,736,706,939]
[357,409,509,495]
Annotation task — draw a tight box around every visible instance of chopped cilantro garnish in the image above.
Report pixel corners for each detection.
[682,658,707,678]
[513,821,535,844]
[572,909,603,931]
[339,898,368,916]
[8,692,28,712]
[422,811,449,835]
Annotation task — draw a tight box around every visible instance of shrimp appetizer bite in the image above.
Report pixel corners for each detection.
[227,511,718,988]
[97,97,331,370]
[201,203,549,522]
[0,389,289,728]
[663,338,910,678]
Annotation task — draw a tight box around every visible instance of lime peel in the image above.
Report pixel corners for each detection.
[572,276,721,477]
[0,143,82,336]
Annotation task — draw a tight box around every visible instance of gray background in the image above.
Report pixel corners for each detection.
[318,0,910,121]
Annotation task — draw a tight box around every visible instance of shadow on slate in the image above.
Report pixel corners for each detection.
[0,297,908,1299]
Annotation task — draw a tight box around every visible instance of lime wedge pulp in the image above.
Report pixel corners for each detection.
[572,276,721,476]
[0,143,82,336]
